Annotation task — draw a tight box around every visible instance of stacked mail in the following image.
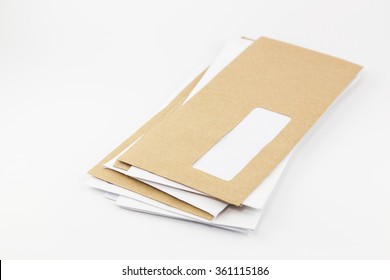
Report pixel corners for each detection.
[87,36,362,233]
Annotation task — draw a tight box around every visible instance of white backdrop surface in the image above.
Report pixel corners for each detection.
[0,0,389,259]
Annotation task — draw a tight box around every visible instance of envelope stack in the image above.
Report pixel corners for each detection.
[87,36,362,233]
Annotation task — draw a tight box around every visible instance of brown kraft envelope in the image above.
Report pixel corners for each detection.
[88,69,215,220]
[117,37,363,206]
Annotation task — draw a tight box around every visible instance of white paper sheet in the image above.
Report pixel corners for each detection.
[115,196,249,233]
[87,177,261,232]
[101,190,244,232]
[103,157,228,217]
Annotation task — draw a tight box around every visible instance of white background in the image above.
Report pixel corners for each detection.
[0,0,389,259]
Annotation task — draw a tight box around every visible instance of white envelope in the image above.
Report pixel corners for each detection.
[87,176,263,233]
